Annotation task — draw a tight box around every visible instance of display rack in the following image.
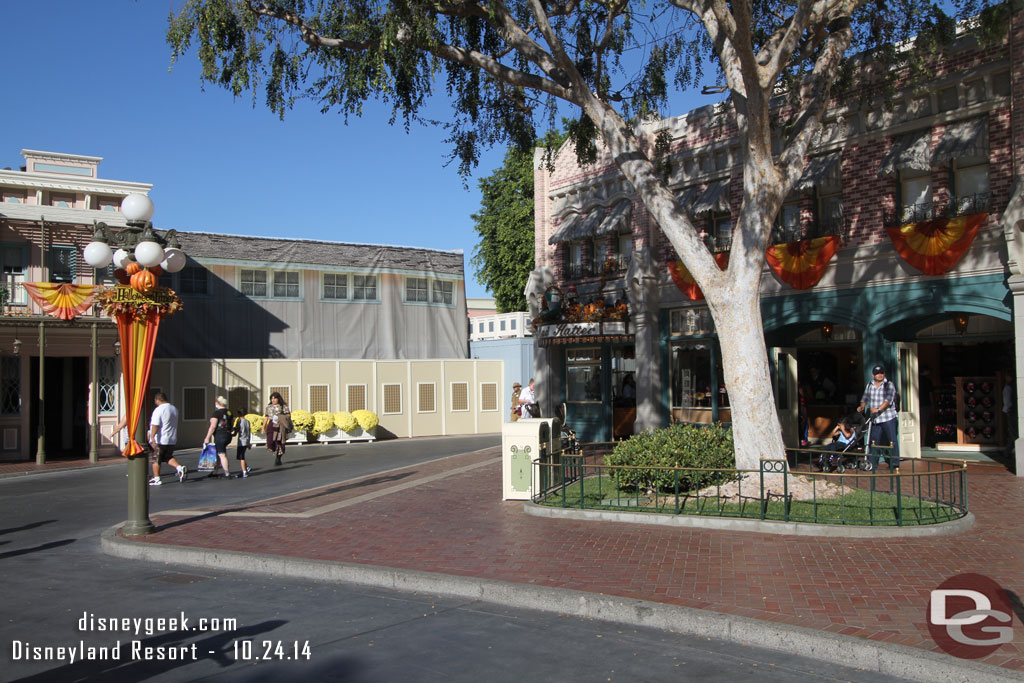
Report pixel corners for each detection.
[937,376,1003,451]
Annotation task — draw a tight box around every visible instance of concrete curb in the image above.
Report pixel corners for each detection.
[524,502,976,538]
[102,526,1022,683]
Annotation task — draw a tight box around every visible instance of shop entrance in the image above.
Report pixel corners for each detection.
[29,356,89,458]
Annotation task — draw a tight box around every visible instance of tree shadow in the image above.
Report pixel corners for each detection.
[0,520,56,536]
[0,539,75,560]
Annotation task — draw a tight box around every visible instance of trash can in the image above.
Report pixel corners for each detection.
[501,417,561,500]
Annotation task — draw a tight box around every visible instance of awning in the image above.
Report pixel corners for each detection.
[796,153,842,192]
[548,211,603,244]
[675,186,701,213]
[876,129,932,177]
[594,201,632,236]
[932,117,988,164]
[691,180,731,215]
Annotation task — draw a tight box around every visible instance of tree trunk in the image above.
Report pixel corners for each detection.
[708,291,786,470]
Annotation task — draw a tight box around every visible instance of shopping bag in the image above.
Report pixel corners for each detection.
[198,444,217,471]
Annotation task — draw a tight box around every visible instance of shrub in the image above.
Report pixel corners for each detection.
[245,413,266,434]
[603,423,735,492]
[312,411,334,435]
[290,409,314,432]
[352,409,378,431]
[334,411,358,433]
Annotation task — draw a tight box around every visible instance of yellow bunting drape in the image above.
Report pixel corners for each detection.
[765,235,840,290]
[117,310,161,457]
[886,213,986,276]
[22,283,98,320]
[668,252,729,301]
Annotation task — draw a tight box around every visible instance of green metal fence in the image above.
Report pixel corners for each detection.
[531,446,969,526]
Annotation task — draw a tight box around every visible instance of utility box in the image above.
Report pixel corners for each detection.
[502,417,561,500]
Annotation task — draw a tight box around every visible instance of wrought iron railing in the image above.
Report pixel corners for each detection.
[771,207,847,245]
[883,192,991,227]
[532,446,968,526]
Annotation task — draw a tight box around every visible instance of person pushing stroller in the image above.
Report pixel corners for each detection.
[818,412,874,472]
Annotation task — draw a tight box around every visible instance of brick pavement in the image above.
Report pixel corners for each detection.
[128,447,1024,674]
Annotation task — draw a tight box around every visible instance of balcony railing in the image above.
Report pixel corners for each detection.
[771,206,847,245]
[883,192,991,227]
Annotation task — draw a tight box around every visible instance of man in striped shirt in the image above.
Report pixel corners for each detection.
[858,364,900,470]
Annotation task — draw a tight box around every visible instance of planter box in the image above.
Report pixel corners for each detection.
[285,430,309,444]
[317,426,377,443]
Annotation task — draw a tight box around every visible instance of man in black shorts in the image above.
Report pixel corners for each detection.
[148,393,186,485]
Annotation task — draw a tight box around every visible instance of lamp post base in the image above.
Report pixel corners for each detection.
[124,453,154,536]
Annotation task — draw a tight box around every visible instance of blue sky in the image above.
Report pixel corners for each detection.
[4,1,516,298]
[4,2,720,299]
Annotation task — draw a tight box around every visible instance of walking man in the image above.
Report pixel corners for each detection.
[148,392,186,485]
[857,364,900,470]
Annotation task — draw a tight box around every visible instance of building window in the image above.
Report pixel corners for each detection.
[98,357,118,414]
[500,320,506,331]
[567,243,584,279]
[353,275,376,301]
[406,277,429,302]
[240,269,268,297]
[182,387,207,421]
[383,383,402,414]
[617,233,633,271]
[0,246,26,304]
[269,385,291,408]
[308,385,329,413]
[0,357,20,416]
[488,321,494,332]
[432,280,454,305]
[451,382,469,411]
[178,266,209,296]
[49,245,76,283]
[591,237,608,276]
[323,273,347,300]
[157,270,173,289]
[900,170,933,223]
[773,202,802,243]
[817,191,844,237]
[417,383,436,413]
[567,348,602,402]
[511,319,516,330]
[480,383,498,411]
[347,384,367,412]
[96,196,121,212]
[273,271,300,298]
[670,342,722,410]
[2,190,25,204]
[478,322,484,333]
[710,213,733,252]
[953,160,990,216]
[49,192,74,208]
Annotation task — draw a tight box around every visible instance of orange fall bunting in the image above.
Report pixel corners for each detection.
[22,283,98,320]
[886,213,986,276]
[117,311,161,457]
[668,252,729,301]
[765,235,841,290]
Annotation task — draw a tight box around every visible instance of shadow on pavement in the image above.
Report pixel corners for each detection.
[0,539,75,560]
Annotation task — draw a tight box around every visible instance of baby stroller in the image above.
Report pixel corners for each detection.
[818,411,876,473]
[555,403,581,454]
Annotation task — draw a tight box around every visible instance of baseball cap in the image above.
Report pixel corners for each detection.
[872,365,885,375]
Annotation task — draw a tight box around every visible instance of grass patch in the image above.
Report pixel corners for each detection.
[538,475,962,526]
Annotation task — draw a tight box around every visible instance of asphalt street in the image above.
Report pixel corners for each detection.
[0,436,912,682]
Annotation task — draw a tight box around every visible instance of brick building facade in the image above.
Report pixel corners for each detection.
[530,10,1024,471]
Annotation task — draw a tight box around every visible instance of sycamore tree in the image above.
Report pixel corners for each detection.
[167,0,1000,469]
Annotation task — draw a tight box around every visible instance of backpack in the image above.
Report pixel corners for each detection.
[887,380,901,413]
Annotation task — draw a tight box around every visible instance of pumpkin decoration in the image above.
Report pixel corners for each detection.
[130,269,157,293]
[114,268,130,285]
[125,261,142,275]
